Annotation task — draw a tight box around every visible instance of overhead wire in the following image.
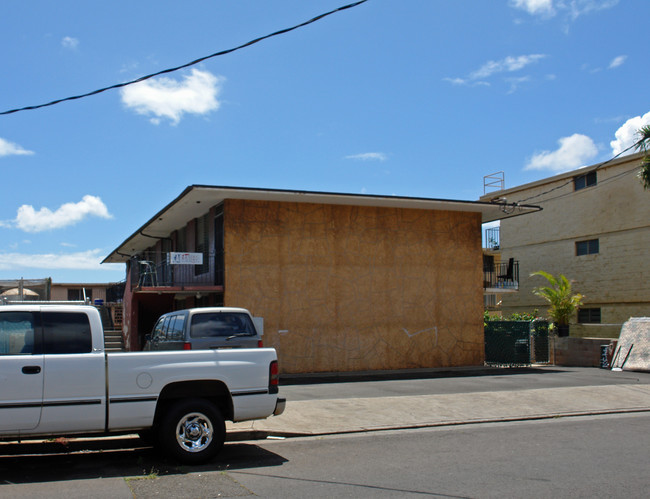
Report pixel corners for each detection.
[514,141,641,205]
[0,0,368,117]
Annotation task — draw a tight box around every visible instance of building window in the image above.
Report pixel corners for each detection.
[67,288,92,302]
[574,171,597,191]
[578,308,601,324]
[576,239,599,256]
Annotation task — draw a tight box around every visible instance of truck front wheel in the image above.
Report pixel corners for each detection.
[159,398,225,463]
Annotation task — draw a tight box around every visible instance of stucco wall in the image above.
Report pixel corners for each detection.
[223,199,484,374]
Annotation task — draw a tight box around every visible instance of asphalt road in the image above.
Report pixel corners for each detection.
[4,413,648,498]
[229,413,650,498]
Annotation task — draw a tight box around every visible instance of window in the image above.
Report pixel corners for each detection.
[578,308,601,324]
[574,171,597,191]
[67,288,92,302]
[167,315,186,341]
[190,312,255,338]
[576,239,599,256]
[0,311,38,355]
[42,312,92,354]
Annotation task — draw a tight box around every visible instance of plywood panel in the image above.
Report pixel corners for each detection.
[224,199,483,373]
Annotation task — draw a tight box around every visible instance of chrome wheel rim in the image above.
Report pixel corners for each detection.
[176,412,213,453]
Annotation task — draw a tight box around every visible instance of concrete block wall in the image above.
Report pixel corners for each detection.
[554,337,616,367]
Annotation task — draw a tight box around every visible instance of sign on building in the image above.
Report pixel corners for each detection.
[168,252,203,265]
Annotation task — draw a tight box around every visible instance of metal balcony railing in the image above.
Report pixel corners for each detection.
[130,251,224,290]
[484,259,519,290]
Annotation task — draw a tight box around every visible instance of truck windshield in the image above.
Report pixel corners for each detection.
[190,313,255,338]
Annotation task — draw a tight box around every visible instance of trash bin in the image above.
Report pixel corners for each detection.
[600,344,609,368]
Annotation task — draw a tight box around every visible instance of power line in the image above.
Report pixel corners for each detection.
[515,141,641,205]
[0,0,368,117]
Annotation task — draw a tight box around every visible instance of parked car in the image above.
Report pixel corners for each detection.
[0,304,284,463]
[144,307,263,351]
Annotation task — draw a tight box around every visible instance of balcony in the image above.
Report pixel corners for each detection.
[484,258,519,293]
[129,251,223,291]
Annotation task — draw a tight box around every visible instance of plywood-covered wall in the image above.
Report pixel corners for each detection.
[223,199,483,374]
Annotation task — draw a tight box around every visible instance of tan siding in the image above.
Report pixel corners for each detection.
[222,199,483,374]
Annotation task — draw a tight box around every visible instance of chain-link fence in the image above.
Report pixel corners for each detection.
[485,320,550,367]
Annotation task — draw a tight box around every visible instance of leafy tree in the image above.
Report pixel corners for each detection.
[636,125,650,190]
[530,271,583,327]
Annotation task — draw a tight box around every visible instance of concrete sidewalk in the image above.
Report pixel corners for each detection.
[227,377,650,439]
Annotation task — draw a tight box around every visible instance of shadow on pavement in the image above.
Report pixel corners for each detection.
[0,437,287,485]
[281,366,569,385]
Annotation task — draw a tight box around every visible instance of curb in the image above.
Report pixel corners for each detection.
[226,406,650,442]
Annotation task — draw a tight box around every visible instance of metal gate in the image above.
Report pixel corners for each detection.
[484,320,550,366]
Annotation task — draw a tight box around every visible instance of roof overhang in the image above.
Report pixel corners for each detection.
[103,185,541,263]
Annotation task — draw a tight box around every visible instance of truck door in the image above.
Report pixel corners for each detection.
[0,311,43,431]
[40,311,105,433]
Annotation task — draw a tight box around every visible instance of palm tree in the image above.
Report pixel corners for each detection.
[636,124,650,190]
[530,271,583,337]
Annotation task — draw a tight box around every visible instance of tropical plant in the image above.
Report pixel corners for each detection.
[635,125,650,190]
[483,309,540,326]
[530,271,583,327]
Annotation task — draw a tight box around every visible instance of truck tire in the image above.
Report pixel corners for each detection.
[158,398,225,464]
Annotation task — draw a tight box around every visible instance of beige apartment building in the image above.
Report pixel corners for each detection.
[480,151,650,338]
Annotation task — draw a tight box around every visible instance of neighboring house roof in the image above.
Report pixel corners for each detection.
[103,185,541,263]
[479,151,645,202]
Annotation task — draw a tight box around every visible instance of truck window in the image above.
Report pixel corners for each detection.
[190,313,255,338]
[0,311,37,355]
[42,312,92,354]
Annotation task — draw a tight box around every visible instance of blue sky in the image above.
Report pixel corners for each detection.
[1,0,648,283]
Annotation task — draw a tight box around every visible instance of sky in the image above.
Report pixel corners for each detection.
[1,0,649,284]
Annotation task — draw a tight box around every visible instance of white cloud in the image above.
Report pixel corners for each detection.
[505,76,531,94]
[511,0,619,20]
[563,0,620,21]
[610,111,650,156]
[0,249,121,271]
[3,195,112,233]
[0,138,34,157]
[608,55,627,69]
[61,36,79,50]
[121,68,223,125]
[446,54,546,90]
[510,0,555,16]
[470,55,546,80]
[345,152,388,162]
[525,133,598,171]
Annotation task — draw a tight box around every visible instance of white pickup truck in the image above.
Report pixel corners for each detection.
[0,304,285,463]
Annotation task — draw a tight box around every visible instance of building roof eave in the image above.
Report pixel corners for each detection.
[103,185,541,263]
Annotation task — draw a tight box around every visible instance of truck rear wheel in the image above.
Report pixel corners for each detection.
[159,398,225,464]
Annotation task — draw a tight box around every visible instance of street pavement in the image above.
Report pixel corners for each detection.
[2,366,650,498]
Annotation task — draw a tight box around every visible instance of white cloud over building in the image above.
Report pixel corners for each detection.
[121,69,223,124]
